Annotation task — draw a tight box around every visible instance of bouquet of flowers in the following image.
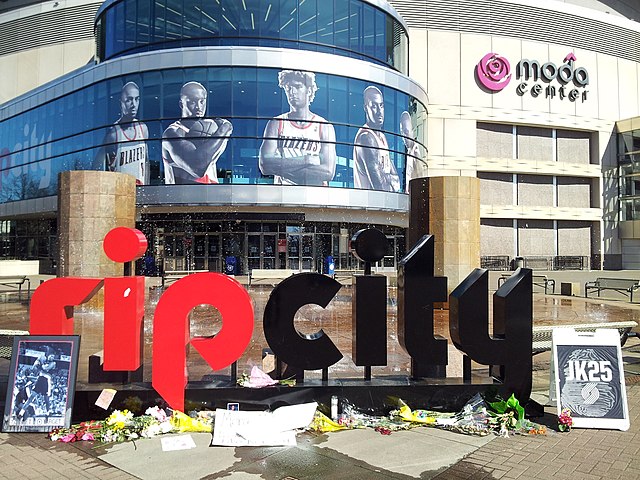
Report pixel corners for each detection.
[558,408,573,432]
[237,366,296,388]
[49,406,209,444]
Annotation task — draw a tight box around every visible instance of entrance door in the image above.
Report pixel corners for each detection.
[164,234,189,271]
[247,233,278,270]
[247,234,261,272]
[263,234,276,269]
[194,234,207,270]
[208,234,221,272]
[287,234,300,270]
[301,234,313,271]
[222,233,244,275]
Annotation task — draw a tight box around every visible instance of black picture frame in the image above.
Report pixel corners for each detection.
[2,335,80,433]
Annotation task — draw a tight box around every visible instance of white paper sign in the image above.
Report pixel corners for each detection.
[211,409,296,446]
[161,434,197,451]
[210,402,317,447]
[94,389,117,410]
[552,328,630,431]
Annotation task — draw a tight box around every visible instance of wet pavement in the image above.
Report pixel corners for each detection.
[3,277,640,385]
[2,275,640,478]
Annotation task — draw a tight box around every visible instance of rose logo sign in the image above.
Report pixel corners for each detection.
[477,52,511,91]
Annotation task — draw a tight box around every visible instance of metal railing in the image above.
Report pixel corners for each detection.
[481,255,589,271]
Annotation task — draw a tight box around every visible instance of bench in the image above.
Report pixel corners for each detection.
[553,255,587,270]
[0,329,29,359]
[480,256,511,271]
[248,269,297,286]
[532,321,638,354]
[584,278,640,302]
[0,276,31,301]
[162,270,208,287]
[333,269,364,280]
[498,274,556,294]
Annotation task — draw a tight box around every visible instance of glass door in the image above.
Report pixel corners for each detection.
[287,234,300,270]
[301,234,314,271]
[163,234,186,271]
[222,233,244,275]
[247,234,261,271]
[194,234,206,270]
[263,234,276,269]
[208,234,221,272]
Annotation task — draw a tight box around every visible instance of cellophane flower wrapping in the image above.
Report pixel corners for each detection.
[49,406,213,444]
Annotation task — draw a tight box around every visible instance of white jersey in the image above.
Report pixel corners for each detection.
[274,113,323,185]
[109,121,147,185]
[353,126,400,192]
[405,143,421,192]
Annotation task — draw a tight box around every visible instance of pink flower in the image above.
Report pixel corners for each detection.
[61,434,76,443]
[81,432,95,441]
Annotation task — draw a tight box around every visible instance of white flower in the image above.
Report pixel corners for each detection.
[145,406,168,422]
[142,424,161,438]
[160,421,173,434]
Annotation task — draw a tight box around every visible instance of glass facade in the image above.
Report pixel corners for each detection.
[0,66,426,201]
[0,0,423,271]
[138,215,405,275]
[618,126,640,221]
[95,0,409,74]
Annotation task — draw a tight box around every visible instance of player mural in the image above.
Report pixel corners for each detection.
[399,110,425,192]
[259,70,337,186]
[353,86,400,192]
[1,66,428,199]
[162,81,233,184]
[102,82,149,185]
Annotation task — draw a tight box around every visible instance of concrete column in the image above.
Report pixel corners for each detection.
[58,171,136,278]
[429,176,480,293]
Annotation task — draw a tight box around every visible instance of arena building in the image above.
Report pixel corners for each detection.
[1,0,639,275]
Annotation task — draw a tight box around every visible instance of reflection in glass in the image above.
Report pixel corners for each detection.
[96,0,408,74]
[1,65,426,199]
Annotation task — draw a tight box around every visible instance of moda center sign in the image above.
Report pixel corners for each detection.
[476,52,589,102]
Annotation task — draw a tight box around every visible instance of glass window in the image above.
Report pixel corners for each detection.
[152,0,166,42]
[299,0,317,43]
[316,0,333,46]
[333,0,349,50]
[98,0,408,73]
[362,4,375,60]
[1,65,426,195]
[124,0,137,50]
[278,0,297,40]
[113,2,126,55]
[349,0,362,52]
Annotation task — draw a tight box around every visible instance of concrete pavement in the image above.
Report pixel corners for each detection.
[2,338,640,479]
[4,274,640,479]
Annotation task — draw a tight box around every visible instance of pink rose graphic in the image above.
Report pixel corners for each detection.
[477,53,511,91]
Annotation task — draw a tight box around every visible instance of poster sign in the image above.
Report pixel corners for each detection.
[552,328,629,431]
[2,335,80,433]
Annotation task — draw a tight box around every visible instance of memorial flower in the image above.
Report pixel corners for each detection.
[558,408,573,432]
[48,406,212,444]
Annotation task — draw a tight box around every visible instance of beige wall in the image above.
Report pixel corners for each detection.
[58,171,136,279]
[429,176,480,292]
[408,24,640,262]
[0,39,94,104]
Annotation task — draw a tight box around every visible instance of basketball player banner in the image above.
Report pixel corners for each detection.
[552,328,630,431]
[2,336,80,433]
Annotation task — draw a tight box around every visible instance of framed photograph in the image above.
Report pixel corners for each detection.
[2,336,80,433]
